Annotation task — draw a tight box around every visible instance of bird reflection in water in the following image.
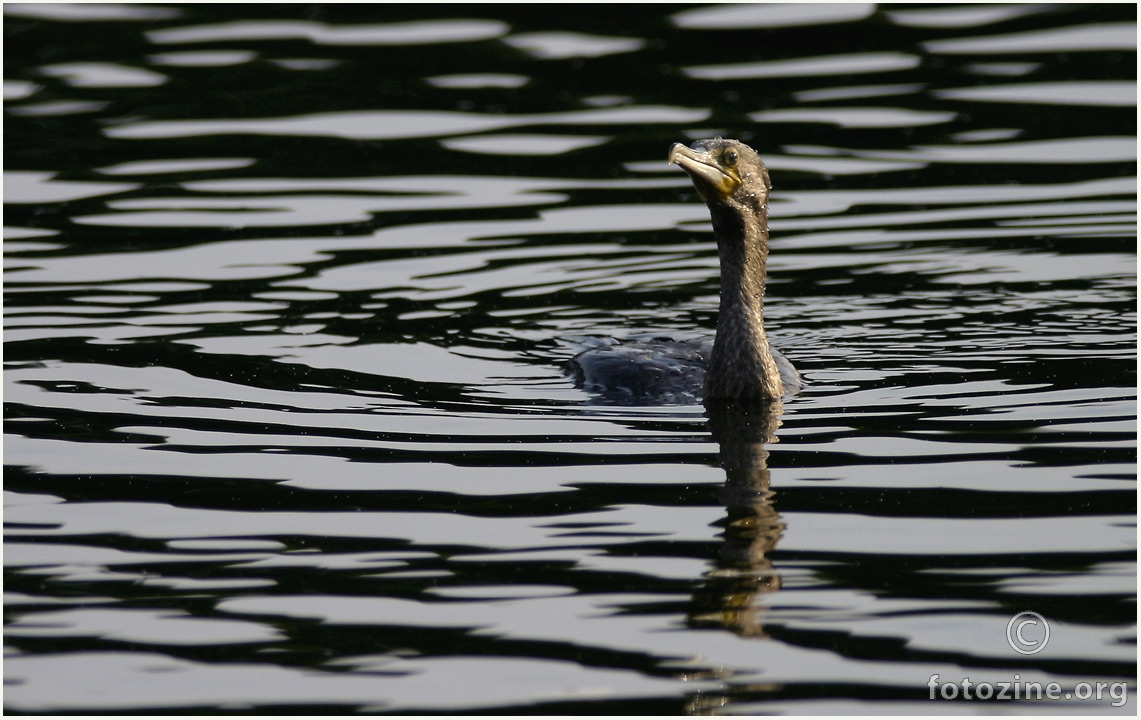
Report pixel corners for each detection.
[691,399,785,639]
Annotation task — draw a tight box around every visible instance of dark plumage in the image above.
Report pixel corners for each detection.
[570,138,801,404]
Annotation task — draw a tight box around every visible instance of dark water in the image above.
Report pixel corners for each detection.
[4,3,1136,714]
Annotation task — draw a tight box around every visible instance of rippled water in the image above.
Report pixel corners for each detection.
[4,3,1136,714]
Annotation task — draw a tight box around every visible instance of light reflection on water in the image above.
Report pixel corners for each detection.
[4,2,1136,714]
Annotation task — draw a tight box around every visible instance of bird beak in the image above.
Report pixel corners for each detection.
[669,143,739,200]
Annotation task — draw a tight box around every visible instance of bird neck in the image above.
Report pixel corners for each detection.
[706,204,784,401]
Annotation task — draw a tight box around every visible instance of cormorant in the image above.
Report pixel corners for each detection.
[570,138,800,404]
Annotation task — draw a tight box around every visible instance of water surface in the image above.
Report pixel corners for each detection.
[4,3,1136,714]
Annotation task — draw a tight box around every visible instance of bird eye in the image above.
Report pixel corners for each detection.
[724,149,739,167]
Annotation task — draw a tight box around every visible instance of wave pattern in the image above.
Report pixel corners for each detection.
[4,3,1136,714]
